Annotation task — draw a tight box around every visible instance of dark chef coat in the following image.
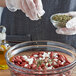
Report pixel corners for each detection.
[1,0,76,48]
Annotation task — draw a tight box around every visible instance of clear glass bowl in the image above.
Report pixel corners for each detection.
[50,13,72,28]
[5,40,76,76]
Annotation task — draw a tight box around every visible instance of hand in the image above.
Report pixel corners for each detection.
[5,0,45,20]
[56,11,76,35]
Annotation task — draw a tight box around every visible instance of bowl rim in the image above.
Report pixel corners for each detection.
[5,40,76,74]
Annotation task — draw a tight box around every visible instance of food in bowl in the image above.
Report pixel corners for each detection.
[10,51,73,76]
[11,51,71,71]
[10,50,73,76]
[51,14,73,28]
[5,41,76,76]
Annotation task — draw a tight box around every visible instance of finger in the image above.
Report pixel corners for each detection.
[56,28,76,35]
[66,17,76,28]
[5,0,17,12]
[68,11,76,17]
[21,0,35,20]
[33,0,45,17]
[26,0,39,20]
[15,0,21,9]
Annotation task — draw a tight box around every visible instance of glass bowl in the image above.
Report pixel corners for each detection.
[5,40,76,76]
[50,13,73,28]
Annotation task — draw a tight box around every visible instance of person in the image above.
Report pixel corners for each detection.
[0,0,76,48]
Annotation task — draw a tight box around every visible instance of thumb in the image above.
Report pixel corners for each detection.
[66,17,76,28]
[68,11,76,17]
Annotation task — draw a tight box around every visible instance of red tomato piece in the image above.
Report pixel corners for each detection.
[41,63,45,68]
[31,64,37,69]
[48,63,51,67]
[50,51,54,59]
[38,66,42,70]
[64,55,71,64]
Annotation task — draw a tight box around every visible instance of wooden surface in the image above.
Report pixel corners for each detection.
[0,70,11,76]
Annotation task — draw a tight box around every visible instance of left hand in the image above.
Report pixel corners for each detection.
[56,11,76,35]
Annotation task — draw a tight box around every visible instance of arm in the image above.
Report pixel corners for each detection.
[0,0,6,7]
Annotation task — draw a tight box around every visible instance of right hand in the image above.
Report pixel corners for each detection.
[5,0,45,20]
[56,11,76,35]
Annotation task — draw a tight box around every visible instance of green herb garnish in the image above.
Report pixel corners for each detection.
[52,15,72,28]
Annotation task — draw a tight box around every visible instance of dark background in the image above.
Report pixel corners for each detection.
[1,0,76,48]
